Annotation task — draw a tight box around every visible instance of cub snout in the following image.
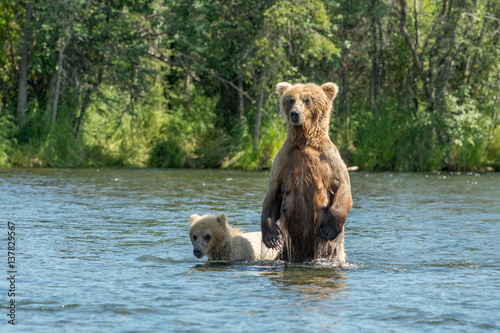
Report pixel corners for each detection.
[193,247,203,258]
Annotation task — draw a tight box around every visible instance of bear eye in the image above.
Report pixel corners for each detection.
[204,234,211,241]
[289,98,295,106]
[304,98,311,106]
[193,235,197,241]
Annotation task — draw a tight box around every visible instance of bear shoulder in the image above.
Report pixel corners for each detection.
[242,231,280,261]
[231,232,256,261]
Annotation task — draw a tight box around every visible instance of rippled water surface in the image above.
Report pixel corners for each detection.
[1,168,499,332]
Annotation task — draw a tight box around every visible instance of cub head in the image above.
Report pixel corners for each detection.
[276,82,338,133]
[189,213,229,259]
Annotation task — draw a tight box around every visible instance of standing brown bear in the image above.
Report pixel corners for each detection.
[261,82,353,263]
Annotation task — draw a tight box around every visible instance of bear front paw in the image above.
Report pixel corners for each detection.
[262,218,282,250]
[319,223,340,242]
[263,232,282,250]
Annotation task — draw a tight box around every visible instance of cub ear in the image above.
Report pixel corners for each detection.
[321,82,338,101]
[190,214,202,224]
[276,82,292,98]
[216,213,228,225]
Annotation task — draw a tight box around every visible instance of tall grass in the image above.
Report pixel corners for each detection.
[0,114,16,166]
[351,88,496,172]
[1,84,498,171]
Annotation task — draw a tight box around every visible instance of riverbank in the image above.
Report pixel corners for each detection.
[1,108,499,172]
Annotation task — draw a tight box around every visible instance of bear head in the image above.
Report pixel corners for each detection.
[189,213,230,259]
[276,82,338,137]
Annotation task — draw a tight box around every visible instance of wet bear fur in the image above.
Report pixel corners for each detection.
[189,213,279,261]
[261,82,353,263]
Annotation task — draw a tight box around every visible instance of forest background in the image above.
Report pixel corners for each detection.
[1,0,499,171]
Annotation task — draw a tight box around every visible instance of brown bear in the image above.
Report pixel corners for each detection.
[261,82,353,263]
[189,213,280,261]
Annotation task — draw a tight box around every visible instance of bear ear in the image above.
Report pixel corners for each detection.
[190,214,202,224]
[321,82,339,101]
[276,82,292,98]
[216,213,228,225]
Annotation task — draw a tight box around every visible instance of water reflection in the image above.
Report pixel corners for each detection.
[263,264,349,301]
[192,260,349,301]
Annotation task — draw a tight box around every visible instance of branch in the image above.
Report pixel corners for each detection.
[414,0,420,45]
[203,67,256,103]
[418,0,449,59]
[436,12,479,101]
[146,50,256,103]
[464,13,500,24]
[145,50,177,67]
[463,13,500,36]
[399,0,433,104]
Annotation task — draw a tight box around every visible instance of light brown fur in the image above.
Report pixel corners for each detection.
[189,213,279,261]
[261,82,352,263]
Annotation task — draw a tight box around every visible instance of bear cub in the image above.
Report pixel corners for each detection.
[189,213,279,261]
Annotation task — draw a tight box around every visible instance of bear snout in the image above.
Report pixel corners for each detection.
[290,111,301,124]
[193,248,203,258]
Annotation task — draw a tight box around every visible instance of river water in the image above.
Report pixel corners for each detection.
[0,168,499,332]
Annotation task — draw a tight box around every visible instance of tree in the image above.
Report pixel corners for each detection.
[0,0,498,170]
[16,1,33,129]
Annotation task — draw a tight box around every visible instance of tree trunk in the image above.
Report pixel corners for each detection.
[399,0,434,111]
[75,68,103,142]
[253,88,265,152]
[466,0,490,86]
[75,102,87,143]
[378,21,385,82]
[185,72,191,95]
[414,0,420,46]
[370,5,379,118]
[75,89,91,143]
[340,50,349,144]
[338,4,350,144]
[45,71,57,118]
[52,35,72,124]
[17,1,33,128]
[238,76,244,120]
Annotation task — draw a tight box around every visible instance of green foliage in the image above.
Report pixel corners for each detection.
[353,98,400,171]
[222,115,286,170]
[352,89,491,172]
[487,125,500,169]
[392,114,448,172]
[6,107,119,167]
[351,95,443,172]
[149,86,221,168]
[442,87,491,171]
[0,114,16,166]
[0,0,498,171]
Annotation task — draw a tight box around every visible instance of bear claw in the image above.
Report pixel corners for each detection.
[319,225,338,242]
[264,234,282,250]
[262,218,282,250]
